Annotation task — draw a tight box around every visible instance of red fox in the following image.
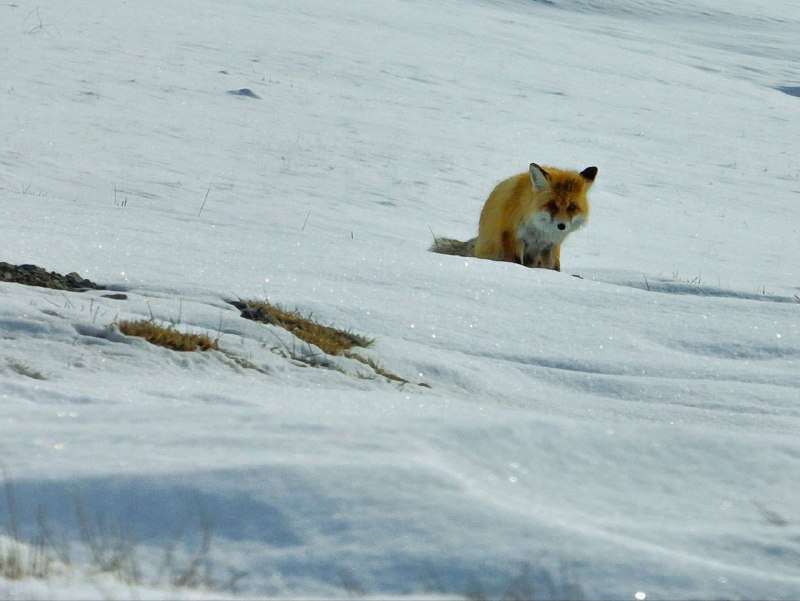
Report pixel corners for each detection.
[430,163,597,271]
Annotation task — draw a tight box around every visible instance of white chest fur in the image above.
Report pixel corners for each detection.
[517,211,585,252]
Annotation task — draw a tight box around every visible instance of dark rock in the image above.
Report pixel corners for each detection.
[0,262,105,291]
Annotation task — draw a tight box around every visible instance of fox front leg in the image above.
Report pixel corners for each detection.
[551,245,561,271]
[522,245,560,270]
[516,240,526,265]
[501,230,525,264]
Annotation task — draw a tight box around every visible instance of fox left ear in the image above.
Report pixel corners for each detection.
[529,163,551,192]
[580,166,598,183]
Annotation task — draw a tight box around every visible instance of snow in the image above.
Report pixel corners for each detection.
[1,0,799,598]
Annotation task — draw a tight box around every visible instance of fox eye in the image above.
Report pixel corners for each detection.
[567,204,577,212]
[546,201,558,212]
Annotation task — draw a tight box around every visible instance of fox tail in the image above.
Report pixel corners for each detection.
[428,236,476,257]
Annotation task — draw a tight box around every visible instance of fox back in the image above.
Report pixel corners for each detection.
[474,163,597,270]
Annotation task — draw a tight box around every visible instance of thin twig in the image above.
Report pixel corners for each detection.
[197,183,212,217]
[2,465,20,541]
[22,8,43,34]
[144,297,155,321]
[428,226,440,251]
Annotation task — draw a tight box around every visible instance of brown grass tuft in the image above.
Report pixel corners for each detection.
[118,320,219,352]
[346,352,410,385]
[232,300,372,356]
[231,299,429,387]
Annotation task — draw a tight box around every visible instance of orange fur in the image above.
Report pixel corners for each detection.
[474,164,597,271]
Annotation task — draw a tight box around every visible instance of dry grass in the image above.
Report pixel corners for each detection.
[231,299,428,386]
[0,534,53,581]
[231,300,372,355]
[1,469,243,593]
[117,319,219,352]
[347,352,416,386]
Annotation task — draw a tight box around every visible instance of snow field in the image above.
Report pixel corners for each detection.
[1,0,799,598]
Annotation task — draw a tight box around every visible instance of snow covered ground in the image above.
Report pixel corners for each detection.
[1,0,799,598]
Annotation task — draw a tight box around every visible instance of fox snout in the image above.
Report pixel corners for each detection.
[557,222,566,230]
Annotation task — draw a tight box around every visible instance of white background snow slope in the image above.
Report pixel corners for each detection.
[1,0,799,599]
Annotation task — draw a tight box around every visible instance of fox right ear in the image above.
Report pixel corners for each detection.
[529,163,550,191]
[580,166,598,182]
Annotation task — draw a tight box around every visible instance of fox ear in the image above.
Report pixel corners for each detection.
[580,166,598,183]
[529,163,550,191]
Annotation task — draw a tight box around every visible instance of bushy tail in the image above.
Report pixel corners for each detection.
[429,236,476,257]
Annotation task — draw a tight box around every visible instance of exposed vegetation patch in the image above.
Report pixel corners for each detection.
[0,261,104,291]
[231,300,373,355]
[231,299,428,386]
[1,260,425,384]
[349,352,416,385]
[117,319,219,352]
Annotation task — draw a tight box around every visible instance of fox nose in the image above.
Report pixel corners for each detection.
[557,222,566,231]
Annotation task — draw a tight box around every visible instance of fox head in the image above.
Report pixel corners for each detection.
[529,163,597,240]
